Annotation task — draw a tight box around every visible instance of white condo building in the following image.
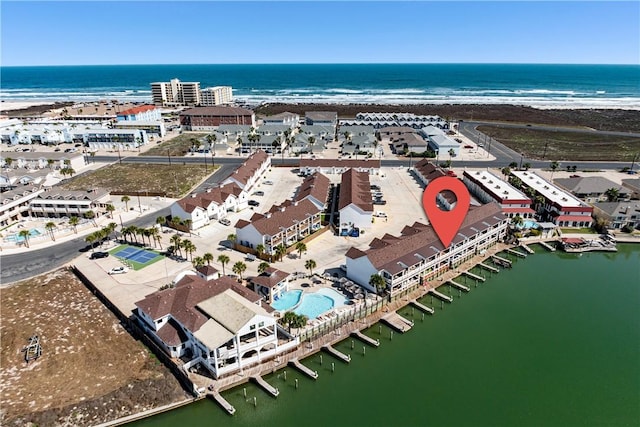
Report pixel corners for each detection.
[151,78,201,107]
[200,86,233,106]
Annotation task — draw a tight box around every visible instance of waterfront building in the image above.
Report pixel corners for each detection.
[262,112,299,127]
[345,203,508,295]
[249,267,292,303]
[299,159,381,176]
[555,176,629,203]
[84,129,148,151]
[116,105,161,122]
[342,113,447,129]
[463,170,534,218]
[151,78,201,107]
[339,168,373,232]
[511,171,593,227]
[134,273,298,379]
[200,86,233,106]
[29,188,111,219]
[593,201,640,230]
[0,184,45,226]
[235,198,322,255]
[179,106,255,131]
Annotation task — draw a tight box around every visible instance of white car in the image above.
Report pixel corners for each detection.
[263,180,274,185]
[375,211,388,218]
[108,266,129,275]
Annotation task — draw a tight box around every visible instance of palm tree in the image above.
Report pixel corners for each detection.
[258,261,270,274]
[170,233,183,257]
[105,204,115,218]
[509,161,518,169]
[18,229,30,248]
[227,233,236,249]
[501,167,511,178]
[192,256,205,269]
[148,227,162,249]
[203,252,214,265]
[255,244,265,260]
[85,233,97,251]
[156,215,166,231]
[4,157,14,168]
[522,162,531,171]
[295,241,307,258]
[184,219,193,235]
[304,259,316,276]
[369,273,387,295]
[217,254,230,276]
[232,261,247,281]
[182,239,196,261]
[47,159,55,169]
[511,215,524,228]
[448,148,456,168]
[106,222,118,241]
[69,216,80,234]
[45,221,57,241]
[83,210,97,227]
[605,188,620,202]
[121,195,131,211]
[275,244,287,262]
[550,161,560,179]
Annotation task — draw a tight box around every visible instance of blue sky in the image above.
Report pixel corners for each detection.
[1,1,638,66]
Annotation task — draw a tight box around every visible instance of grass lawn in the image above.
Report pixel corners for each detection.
[141,132,208,156]
[59,163,216,198]
[561,227,597,234]
[109,243,164,271]
[477,125,640,162]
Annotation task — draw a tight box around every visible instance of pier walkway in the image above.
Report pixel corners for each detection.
[539,241,556,252]
[381,312,414,332]
[209,391,236,415]
[463,271,486,282]
[506,248,527,258]
[478,262,499,273]
[491,255,512,268]
[410,299,435,314]
[352,331,380,347]
[429,289,453,302]
[520,244,535,254]
[251,376,279,397]
[448,280,470,292]
[323,344,351,363]
[290,359,318,380]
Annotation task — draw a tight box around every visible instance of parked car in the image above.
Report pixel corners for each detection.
[90,251,109,259]
[373,200,387,205]
[253,191,265,196]
[263,180,274,185]
[108,266,129,275]
[374,211,388,218]
[218,218,231,226]
[370,184,381,190]
[248,200,260,207]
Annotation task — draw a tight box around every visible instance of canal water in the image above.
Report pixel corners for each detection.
[131,244,639,427]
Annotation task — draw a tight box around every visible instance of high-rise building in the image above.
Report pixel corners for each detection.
[200,86,233,106]
[150,78,201,107]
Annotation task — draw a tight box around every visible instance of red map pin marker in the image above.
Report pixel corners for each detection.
[422,176,471,248]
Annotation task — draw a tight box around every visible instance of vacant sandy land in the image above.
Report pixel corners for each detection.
[0,269,187,426]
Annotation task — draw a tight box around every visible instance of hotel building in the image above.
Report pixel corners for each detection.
[151,78,201,107]
[200,86,233,106]
[463,170,534,218]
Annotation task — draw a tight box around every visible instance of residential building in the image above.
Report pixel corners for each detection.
[134,273,298,379]
[554,176,629,203]
[180,107,255,131]
[339,169,373,231]
[419,126,459,157]
[0,169,51,190]
[345,203,508,295]
[411,159,447,186]
[151,78,201,107]
[200,86,233,106]
[113,121,166,137]
[84,129,149,151]
[621,178,640,199]
[116,105,161,122]
[293,172,331,210]
[235,198,322,255]
[249,267,291,303]
[342,113,447,130]
[171,183,246,230]
[299,159,381,176]
[305,111,338,126]
[463,170,534,218]
[262,112,299,127]
[222,150,270,191]
[512,171,593,227]
[0,184,45,226]
[1,151,85,172]
[593,201,640,230]
[29,188,111,219]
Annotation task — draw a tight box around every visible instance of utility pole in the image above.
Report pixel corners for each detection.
[542,142,548,160]
[519,155,524,171]
[167,149,172,166]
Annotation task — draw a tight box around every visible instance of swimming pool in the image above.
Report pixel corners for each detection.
[518,220,539,230]
[271,288,349,319]
[4,228,43,242]
[271,290,302,311]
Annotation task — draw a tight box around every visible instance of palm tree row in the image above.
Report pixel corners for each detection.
[166,233,197,260]
[85,222,118,250]
[121,225,163,249]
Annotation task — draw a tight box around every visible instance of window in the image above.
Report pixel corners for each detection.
[258,321,264,327]
[250,325,256,330]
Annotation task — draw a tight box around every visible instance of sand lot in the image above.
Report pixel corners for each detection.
[0,269,187,426]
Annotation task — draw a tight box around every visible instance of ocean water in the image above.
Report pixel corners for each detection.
[130,244,640,427]
[1,64,639,108]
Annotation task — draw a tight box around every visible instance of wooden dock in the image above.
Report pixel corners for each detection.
[381,312,414,333]
[520,244,535,254]
[352,331,380,347]
[539,241,556,252]
[323,344,351,363]
[251,375,279,397]
[290,359,318,380]
[448,280,470,292]
[209,391,236,415]
[428,289,453,302]
[463,271,486,282]
[491,255,512,268]
[506,248,527,258]
[478,262,499,273]
[410,299,435,314]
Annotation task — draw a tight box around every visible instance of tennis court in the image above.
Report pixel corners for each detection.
[110,245,162,270]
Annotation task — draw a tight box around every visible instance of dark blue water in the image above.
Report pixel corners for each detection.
[2,64,639,107]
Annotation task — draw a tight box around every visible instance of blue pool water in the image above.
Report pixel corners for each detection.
[271,290,302,311]
[518,220,539,230]
[5,228,43,242]
[294,294,335,319]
